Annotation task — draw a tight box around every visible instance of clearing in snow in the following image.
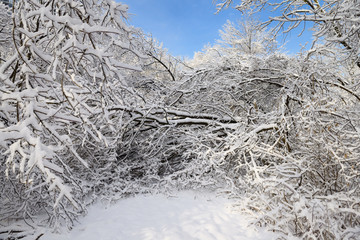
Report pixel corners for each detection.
[44,191,278,240]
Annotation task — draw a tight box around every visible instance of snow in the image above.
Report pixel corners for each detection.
[45,191,277,240]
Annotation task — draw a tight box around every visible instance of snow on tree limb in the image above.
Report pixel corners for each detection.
[0,0,146,226]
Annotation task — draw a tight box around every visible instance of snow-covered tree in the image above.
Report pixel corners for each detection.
[183,40,360,239]
[0,0,147,229]
[0,3,12,63]
[218,19,276,55]
[209,1,360,238]
[189,18,277,71]
[214,0,360,68]
[1,1,359,239]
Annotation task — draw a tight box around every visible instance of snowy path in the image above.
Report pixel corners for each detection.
[47,191,277,240]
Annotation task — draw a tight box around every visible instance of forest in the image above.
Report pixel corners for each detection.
[0,0,359,239]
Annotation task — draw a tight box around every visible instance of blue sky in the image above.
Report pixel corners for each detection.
[125,0,313,58]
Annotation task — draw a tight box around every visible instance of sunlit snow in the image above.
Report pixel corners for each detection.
[46,191,277,240]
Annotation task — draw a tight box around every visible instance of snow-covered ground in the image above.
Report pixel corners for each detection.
[44,191,277,240]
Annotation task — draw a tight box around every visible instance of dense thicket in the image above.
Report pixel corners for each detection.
[212,1,360,239]
[0,0,359,239]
